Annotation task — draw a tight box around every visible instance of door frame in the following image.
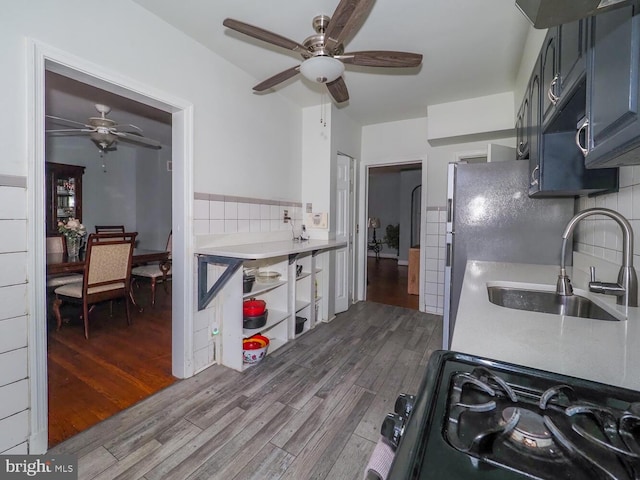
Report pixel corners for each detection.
[358,156,427,310]
[27,39,195,453]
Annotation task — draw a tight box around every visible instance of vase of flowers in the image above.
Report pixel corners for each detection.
[58,218,86,257]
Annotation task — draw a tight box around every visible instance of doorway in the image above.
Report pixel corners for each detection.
[365,162,422,310]
[44,70,175,447]
[29,42,194,453]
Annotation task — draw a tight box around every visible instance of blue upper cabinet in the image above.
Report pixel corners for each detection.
[584,4,640,168]
[542,20,587,129]
[527,20,617,197]
[558,20,587,105]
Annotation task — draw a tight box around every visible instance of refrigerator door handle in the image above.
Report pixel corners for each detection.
[446,240,452,267]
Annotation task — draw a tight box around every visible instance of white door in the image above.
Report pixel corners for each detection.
[335,154,351,313]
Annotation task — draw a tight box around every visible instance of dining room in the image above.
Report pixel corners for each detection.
[44,72,175,447]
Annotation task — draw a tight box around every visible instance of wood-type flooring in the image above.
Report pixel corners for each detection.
[47,282,175,447]
[49,301,443,480]
[367,257,420,310]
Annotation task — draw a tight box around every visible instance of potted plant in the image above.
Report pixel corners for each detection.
[384,224,400,257]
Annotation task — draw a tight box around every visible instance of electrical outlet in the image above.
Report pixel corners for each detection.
[283,209,290,223]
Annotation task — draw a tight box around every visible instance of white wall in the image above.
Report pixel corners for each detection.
[514,25,548,113]
[301,105,332,240]
[136,146,173,251]
[1,0,305,454]
[427,92,515,143]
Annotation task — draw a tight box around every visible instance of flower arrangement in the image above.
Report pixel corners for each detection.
[57,217,86,240]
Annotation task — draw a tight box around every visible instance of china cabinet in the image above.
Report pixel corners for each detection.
[46,162,85,235]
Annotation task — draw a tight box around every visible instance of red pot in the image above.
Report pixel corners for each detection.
[243,298,266,317]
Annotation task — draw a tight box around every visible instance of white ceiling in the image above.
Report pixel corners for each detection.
[46,0,532,147]
[130,0,531,126]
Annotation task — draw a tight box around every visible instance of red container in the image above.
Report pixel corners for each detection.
[243,298,266,317]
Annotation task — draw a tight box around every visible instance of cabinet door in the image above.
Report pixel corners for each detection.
[516,98,529,159]
[541,29,559,127]
[528,59,542,195]
[585,4,640,167]
[46,163,85,235]
[558,19,586,100]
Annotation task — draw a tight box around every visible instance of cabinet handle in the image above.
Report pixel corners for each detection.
[530,165,539,186]
[547,74,559,106]
[575,118,589,157]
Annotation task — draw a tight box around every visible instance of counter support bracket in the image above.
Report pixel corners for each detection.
[197,255,243,311]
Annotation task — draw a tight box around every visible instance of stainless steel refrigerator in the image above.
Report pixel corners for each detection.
[443,160,575,348]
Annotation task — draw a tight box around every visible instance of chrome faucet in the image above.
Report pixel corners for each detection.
[556,208,638,307]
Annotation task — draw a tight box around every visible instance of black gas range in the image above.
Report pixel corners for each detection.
[385,350,640,479]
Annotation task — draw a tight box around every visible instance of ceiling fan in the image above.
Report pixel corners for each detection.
[45,103,162,153]
[223,0,423,104]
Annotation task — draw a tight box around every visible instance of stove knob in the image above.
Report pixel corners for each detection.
[394,393,416,418]
[381,412,405,449]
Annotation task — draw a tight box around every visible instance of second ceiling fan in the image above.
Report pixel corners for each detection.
[223,0,423,104]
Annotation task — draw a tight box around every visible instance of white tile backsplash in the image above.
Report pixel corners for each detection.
[250,203,261,220]
[237,203,251,220]
[224,202,238,220]
[260,204,271,220]
[575,168,640,268]
[210,200,225,220]
[423,207,447,315]
[195,194,302,239]
[193,199,209,220]
[237,219,250,233]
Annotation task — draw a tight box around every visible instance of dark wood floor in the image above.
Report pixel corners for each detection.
[49,301,443,480]
[367,256,419,310]
[47,282,176,447]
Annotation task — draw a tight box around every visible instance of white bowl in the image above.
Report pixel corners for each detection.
[255,271,282,284]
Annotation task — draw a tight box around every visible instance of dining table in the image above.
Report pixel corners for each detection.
[46,248,170,310]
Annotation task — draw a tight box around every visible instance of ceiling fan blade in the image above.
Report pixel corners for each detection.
[45,114,90,129]
[326,77,349,103]
[116,132,162,149]
[337,51,423,68]
[45,129,93,136]
[253,66,301,92]
[324,0,375,53]
[223,18,309,56]
[111,123,144,134]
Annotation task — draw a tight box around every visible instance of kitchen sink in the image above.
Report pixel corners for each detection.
[487,286,621,321]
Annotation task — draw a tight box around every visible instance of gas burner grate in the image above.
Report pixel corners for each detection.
[444,367,640,479]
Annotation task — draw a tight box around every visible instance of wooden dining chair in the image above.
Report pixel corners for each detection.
[131,231,172,306]
[52,232,137,339]
[95,225,125,234]
[46,234,84,287]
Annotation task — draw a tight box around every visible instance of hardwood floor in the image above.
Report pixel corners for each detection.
[367,256,419,310]
[47,282,176,447]
[49,301,443,480]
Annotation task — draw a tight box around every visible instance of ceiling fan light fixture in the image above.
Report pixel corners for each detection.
[90,131,117,151]
[300,56,344,84]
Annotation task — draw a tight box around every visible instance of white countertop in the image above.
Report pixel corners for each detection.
[195,238,347,259]
[451,259,640,392]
